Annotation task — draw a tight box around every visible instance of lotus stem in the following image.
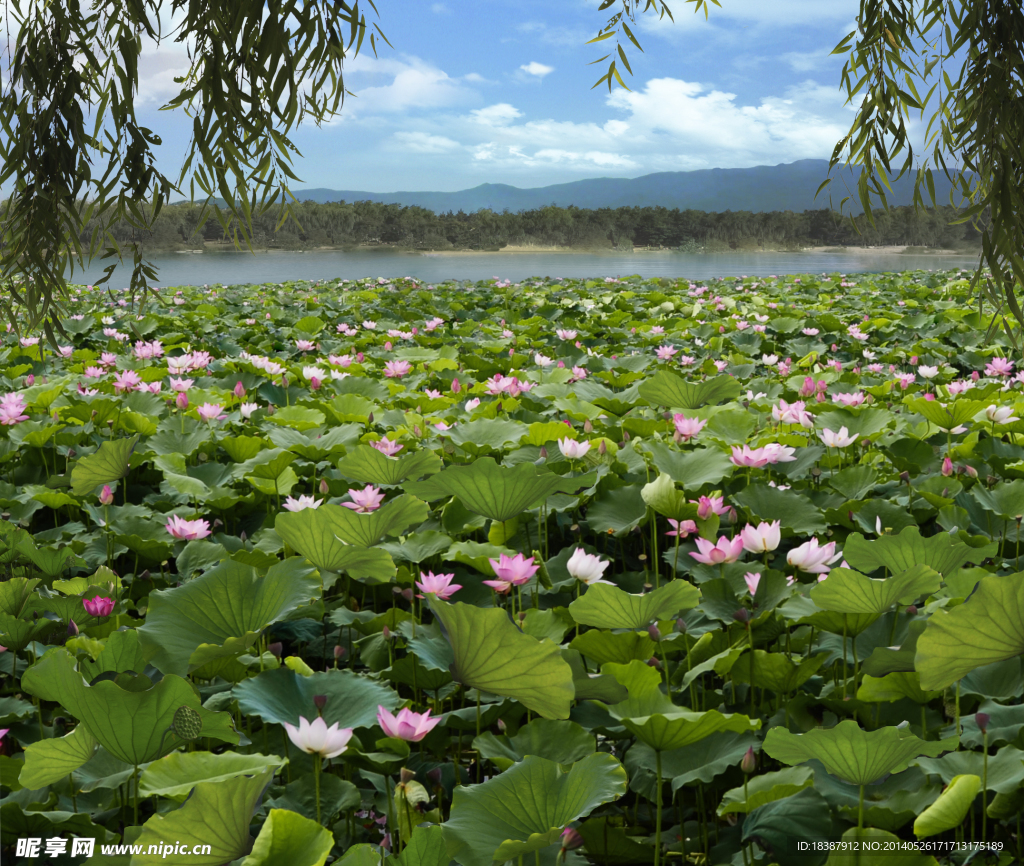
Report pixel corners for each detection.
[314,757,322,824]
[654,749,663,866]
[858,783,864,831]
[982,730,988,844]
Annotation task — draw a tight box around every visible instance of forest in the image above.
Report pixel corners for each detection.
[79,198,986,254]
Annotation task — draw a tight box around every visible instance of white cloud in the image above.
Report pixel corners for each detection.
[430,3,450,13]
[519,61,554,78]
[392,131,460,153]
[780,50,828,72]
[471,104,523,126]
[341,55,475,113]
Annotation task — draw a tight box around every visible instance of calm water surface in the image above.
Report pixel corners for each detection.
[64,248,984,287]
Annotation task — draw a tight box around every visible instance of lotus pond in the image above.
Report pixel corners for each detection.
[1,269,1023,865]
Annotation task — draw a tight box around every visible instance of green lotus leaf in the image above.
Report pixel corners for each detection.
[905,397,985,430]
[80,628,148,681]
[856,672,942,704]
[729,650,828,694]
[914,745,1024,793]
[577,817,654,865]
[337,444,441,487]
[0,804,118,849]
[742,788,831,866]
[568,580,700,630]
[264,405,326,431]
[442,753,628,866]
[70,433,139,496]
[810,564,941,614]
[560,648,629,704]
[640,473,692,520]
[718,766,815,815]
[443,540,516,575]
[266,773,361,824]
[972,479,1024,519]
[638,371,740,409]
[238,808,334,866]
[626,730,758,792]
[842,525,980,577]
[405,457,595,522]
[913,774,980,838]
[17,543,86,580]
[21,647,240,764]
[731,484,827,534]
[395,825,450,866]
[473,718,596,772]
[275,507,397,580]
[427,597,575,719]
[232,667,402,728]
[379,530,453,564]
[569,630,656,666]
[763,720,957,786]
[382,654,453,693]
[18,725,98,789]
[586,483,647,536]
[131,769,273,866]
[828,465,879,501]
[598,659,675,717]
[643,442,735,489]
[140,750,289,800]
[447,418,529,453]
[958,700,1024,748]
[916,572,1024,690]
[824,829,940,865]
[137,557,321,676]
[327,495,429,546]
[293,315,326,335]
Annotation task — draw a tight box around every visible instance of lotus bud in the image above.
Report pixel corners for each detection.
[401,587,414,602]
[539,447,548,459]
[987,474,998,488]
[175,391,188,410]
[733,608,750,624]
[310,376,321,391]
[139,570,151,580]
[313,694,328,712]
[899,471,911,484]
[400,767,416,784]
[268,642,283,659]
[675,618,687,633]
[976,712,990,734]
[67,618,79,637]
[357,352,365,363]
[497,718,507,732]
[598,440,607,455]
[427,766,443,786]
[239,531,247,542]
[25,373,34,386]
[727,507,738,525]
[971,370,980,381]
[647,623,661,642]
[451,378,461,394]
[583,419,594,434]
[905,605,917,616]
[941,456,953,476]
[646,657,661,669]
[319,478,330,495]
[622,430,630,441]
[334,645,346,660]
[963,464,978,479]
[560,828,584,852]
[741,746,757,774]
[382,626,392,641]
[99,484,114,506]
[414,425,422,437]
[234,381,246,398]
[385,341,393,351]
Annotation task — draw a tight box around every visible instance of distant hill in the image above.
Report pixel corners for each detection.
[180,160,966,215]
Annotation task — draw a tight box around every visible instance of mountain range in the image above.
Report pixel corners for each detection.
[238,159,966,215]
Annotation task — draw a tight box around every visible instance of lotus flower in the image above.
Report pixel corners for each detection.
[196,402,227,422]
[672,415,707,441]
[730,445,769,468]
[566,548,612,586]
[83,596,115,617]
[558,438,590,460]
[376,705,441,742]
[284,715,354,758]
[743,572,761,596]
[690,535,744,565]
[986,405,1018,425]
[165,515,212,541]
[740,521,781,554]
[384,360,412,379]
[0,393,29,426]
[371,438,403,457]
[99,485,114,506]
[819,427,858,448]
[985,357,1014,377]
[665,518,697,538]
[283,495,321,512]
[484,552,539,593]
[113,370,141,393]
[341,485,385,513]
[787,538,841,574]
[416,571,461,599]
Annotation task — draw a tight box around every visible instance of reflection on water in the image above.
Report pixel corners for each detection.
[64,247,984,287]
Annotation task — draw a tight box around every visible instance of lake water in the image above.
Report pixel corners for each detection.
[64,247,985,287]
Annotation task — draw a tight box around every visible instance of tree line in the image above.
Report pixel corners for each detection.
[82,199,986,255]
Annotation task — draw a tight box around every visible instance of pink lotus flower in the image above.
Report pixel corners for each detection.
[558,438,590,460]
[384,360,412,379]
[99,485,114,506]
[690,535,744,565]
[0,393,29,426]
[341,485,385,513]
[416,571,461,599]
[730,445,769,468]
[377,705,441,742]
[295,340,316,352]
[113,370,141,393]
[197,402,226,422]
[83,366,105,379]
[165,515,212,541]
[175,392,189,411]
[787,538,841,574]
[819,427,858,448]
[284,715,354,758]
[986,357,1014,377]
[239,402,258,419]
[566,548,612,585]
[672,415,707,442]
[763,443,797,464]
[557,329,578,341]
[656,345,678,360]
[484,553,539,593]
[693,495,730,519]
[743,572,761,596]
[740,521,781,554]
[83,596,115,617]
[283,495,322,512]
[371,438,403,457]
[665,518,697,538]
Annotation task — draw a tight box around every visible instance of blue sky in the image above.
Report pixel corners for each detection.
[135,0,870,194]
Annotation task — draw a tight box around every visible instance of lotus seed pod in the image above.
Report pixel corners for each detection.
[172,705,203,741]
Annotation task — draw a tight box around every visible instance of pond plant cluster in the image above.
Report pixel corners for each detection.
[1,268,1023,865]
